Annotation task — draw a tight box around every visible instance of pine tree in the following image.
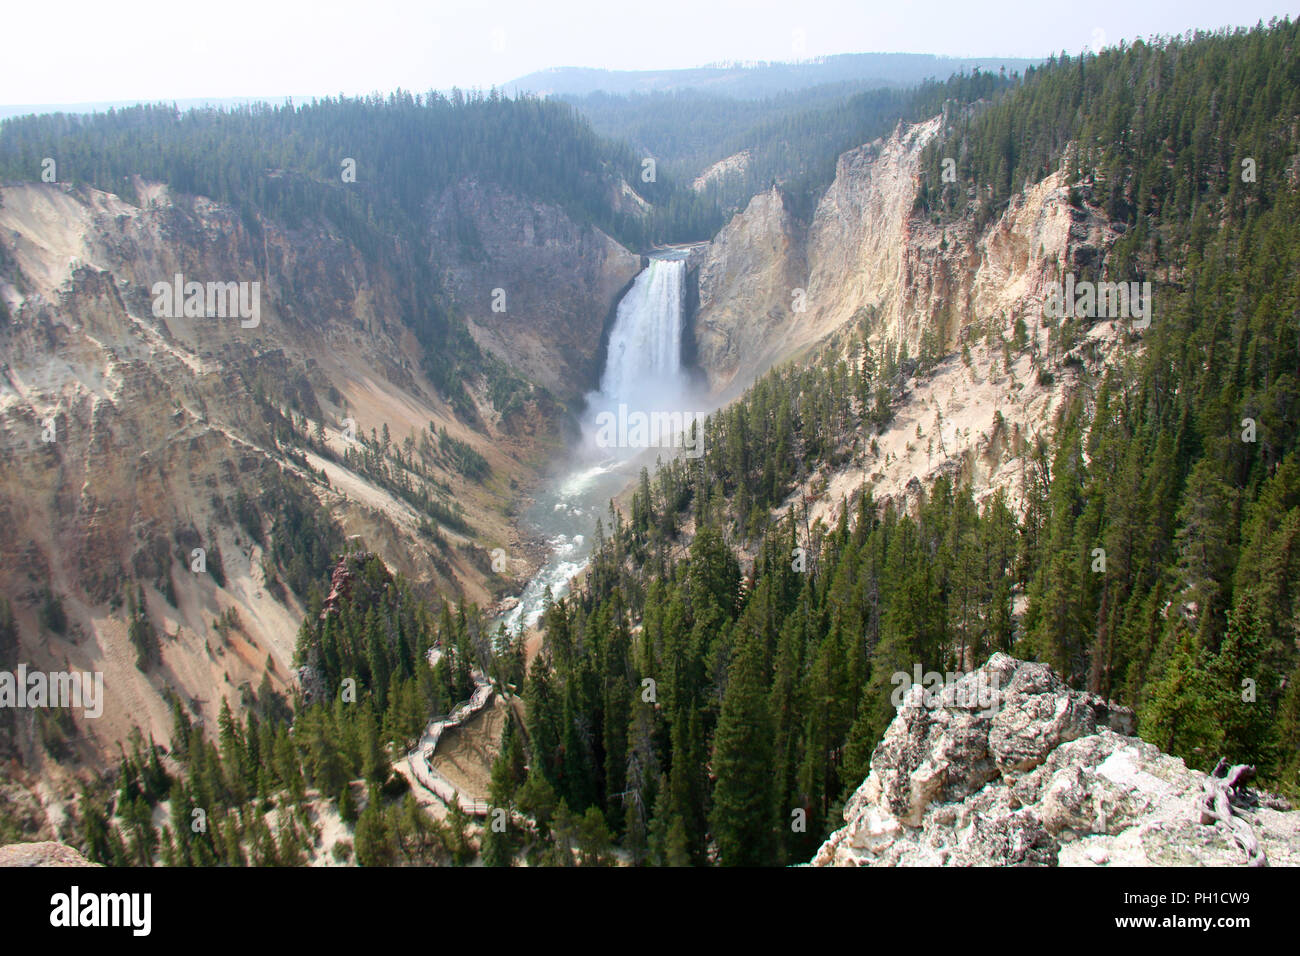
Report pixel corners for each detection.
[1208,592,1279,772]
[1140,630,1220,768]
[576,806,615,866]
[338,782,358,824]
[709,634,775,866]
[354,789,395,866]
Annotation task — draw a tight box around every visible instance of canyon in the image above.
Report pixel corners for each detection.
[1,103,1138,842]
[0,173,633,778]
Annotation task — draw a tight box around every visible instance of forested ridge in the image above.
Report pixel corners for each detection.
[571,70,1012,216]
[917,20,1300,233]
[0,90,720,247]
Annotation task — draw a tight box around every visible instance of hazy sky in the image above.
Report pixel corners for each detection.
[3,0,1296,105]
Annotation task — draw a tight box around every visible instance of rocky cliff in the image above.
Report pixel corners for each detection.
[693,185,807,399]
[813,655,1299,867]
[692,112,1128,519]
[0,841,97,866]
[427,178,642,395]
[694,115,1117,393]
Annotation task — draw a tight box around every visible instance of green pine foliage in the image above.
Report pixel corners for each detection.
[72,551,508,867]
[916,21,1300,230]
[509,20,1300,864]
[0,91,717,251]
[573,69,1011,217]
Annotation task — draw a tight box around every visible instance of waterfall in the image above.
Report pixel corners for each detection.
[499,254,692,635]
[597,256,687,406]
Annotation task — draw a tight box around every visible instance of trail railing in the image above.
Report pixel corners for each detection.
[406,669,496,817]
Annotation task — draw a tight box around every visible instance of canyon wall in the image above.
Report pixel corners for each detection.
[695,114,1119,394]
[426,179,642,395]
[691,113,1129,516]
[0,176,636,768]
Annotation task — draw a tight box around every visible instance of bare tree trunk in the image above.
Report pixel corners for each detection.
[1199,759,1267,867]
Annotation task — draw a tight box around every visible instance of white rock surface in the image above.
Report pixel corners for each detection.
[813,654,1300,866]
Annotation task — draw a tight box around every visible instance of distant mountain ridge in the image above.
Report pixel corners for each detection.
[0,52,1037,121]
[507,52,1042,99]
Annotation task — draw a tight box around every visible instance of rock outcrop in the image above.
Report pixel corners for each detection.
[694,185,806,395]
[813,655,1300,867]
[692,112,1131,528]
[693,115,1119,397]
[691,150,751,194]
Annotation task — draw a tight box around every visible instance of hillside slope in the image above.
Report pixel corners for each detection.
[689,109,1126,523]
[495,23,1300,869]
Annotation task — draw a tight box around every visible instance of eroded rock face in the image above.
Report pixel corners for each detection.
[693,186,806,397]
[689,114,1127,539]
[813,655,1300,867]
[694,115,1121,400]
[427,178,641,396]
